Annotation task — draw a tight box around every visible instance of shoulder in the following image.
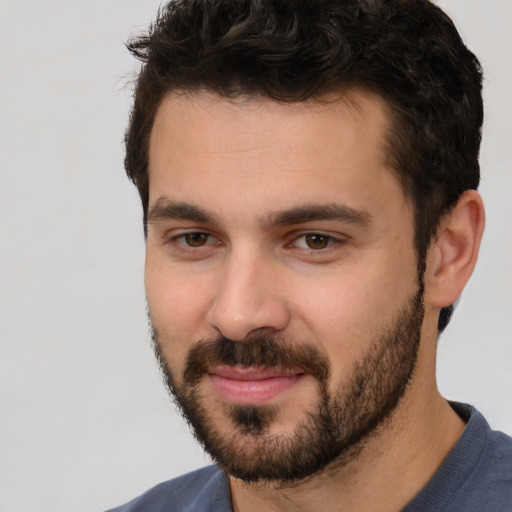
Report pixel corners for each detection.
[104,465,232,512]
[404,402,512,512]
[454,404,512,510]
[453,402,512,482]
[472,415,512,497]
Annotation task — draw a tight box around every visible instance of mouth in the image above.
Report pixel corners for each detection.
[207,366,305,406]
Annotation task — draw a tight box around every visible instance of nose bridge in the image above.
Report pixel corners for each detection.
[206,243,290,341]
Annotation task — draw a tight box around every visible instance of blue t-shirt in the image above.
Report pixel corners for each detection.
[105,403,512,511]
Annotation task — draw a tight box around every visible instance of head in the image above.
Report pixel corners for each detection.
[125,0,485,484]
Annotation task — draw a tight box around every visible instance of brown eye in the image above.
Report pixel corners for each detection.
[304,234,331,249]
[184,233,209,247]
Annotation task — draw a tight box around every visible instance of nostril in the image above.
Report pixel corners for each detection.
[206,296,291,342]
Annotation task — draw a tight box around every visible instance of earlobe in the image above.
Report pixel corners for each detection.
[425,190,485,308]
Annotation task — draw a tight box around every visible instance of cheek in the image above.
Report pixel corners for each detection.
[293,284,378,367]
[291,257,418,373]
[145,256,214,369]
[146,249,206,319]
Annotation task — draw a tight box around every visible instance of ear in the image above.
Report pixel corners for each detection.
[424,190,485,308]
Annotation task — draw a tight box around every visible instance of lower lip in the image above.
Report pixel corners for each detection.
[208,373,303,406]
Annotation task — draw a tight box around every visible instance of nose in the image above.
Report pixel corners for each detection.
[206,248,291,341]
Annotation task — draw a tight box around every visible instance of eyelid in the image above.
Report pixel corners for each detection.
[164,228,221,248]
[164,227,212,240]
[286,230,348,250]
[161,227,347,256]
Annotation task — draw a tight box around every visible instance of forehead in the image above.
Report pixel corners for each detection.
[147,89,408,220]
[150,89,391,161]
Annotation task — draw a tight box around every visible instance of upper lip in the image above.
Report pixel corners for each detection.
[208,366,304,381]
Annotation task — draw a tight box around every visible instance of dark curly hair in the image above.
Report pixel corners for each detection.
[125,0,483,332]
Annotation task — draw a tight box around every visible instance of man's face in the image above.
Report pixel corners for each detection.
[145,90,424,482]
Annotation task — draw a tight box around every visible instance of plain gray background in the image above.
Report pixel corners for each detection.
[0,1,510,511]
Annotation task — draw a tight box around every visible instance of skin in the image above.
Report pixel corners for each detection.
[145,89,485,511]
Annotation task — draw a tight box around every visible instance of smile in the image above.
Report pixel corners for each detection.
[207,366,305,405]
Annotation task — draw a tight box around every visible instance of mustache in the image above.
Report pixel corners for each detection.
[182,335,330,386]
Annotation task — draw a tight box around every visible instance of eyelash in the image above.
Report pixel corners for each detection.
[166,231,220,252]
[287,232,343,251]
[166,230,345,255]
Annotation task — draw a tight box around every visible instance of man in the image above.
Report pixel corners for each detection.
[108,0,512,510]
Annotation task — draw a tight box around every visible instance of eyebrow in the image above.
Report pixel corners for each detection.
[147,198,372,229]
[260,203,373,228]
[147,199,217,224]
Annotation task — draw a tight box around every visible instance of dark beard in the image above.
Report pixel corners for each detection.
[152,282,424,484]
